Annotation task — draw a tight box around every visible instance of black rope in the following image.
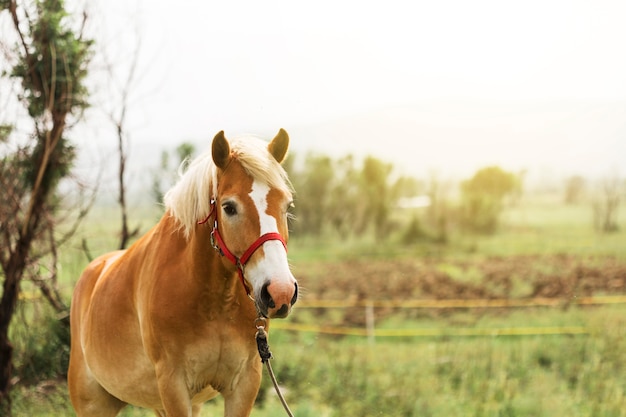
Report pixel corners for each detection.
[255,324,294,417]
[255,326,273,363]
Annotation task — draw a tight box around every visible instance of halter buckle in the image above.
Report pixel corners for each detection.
[255,316,267,330]
[210,229,221,254]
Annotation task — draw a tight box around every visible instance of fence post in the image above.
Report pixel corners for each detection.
[365,302,375,345]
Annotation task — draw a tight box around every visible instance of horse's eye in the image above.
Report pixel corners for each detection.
[222,202,237,217]
[286,201,295,221]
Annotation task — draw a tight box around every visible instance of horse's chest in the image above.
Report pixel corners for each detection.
[189,356,247,398]
[186,335,259,398]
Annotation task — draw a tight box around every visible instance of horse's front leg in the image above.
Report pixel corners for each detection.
[222,361,263,417]
[154,364,193,417]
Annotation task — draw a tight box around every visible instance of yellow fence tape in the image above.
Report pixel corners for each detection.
[20,292,626,309]
[280,296,626,337]
[296,295,626,309]
[270,322,590,337]
[19,291,624,337]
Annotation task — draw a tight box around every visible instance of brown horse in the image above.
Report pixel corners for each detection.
[68,130,298,417]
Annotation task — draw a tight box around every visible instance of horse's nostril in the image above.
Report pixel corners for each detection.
[275,304,289,318]
[260,282,275,309]
[291,282,298,306]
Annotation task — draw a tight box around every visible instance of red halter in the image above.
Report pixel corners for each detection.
[199,199,287,297]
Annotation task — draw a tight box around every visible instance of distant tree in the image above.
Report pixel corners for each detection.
[564,175,586,205]
[288,153,409,240]
[151,149,170,205]
[151,142,196,207]
[0,0,92,412]
[462,166,518,199]
[425,172,452,243]
[176,142,196,165]
[592,172,622,233]
[326,155,360,236]
[289,153,334,236]
[391,175,424,201]
[104,33,142,249]
[358,156,393,238]
[460,166,519,233]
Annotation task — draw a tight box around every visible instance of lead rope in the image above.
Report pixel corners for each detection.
[255,318,294,417]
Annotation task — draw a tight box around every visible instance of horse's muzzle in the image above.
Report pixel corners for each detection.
[259,281,298,318]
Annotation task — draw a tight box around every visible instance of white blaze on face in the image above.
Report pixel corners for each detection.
[247,180,294,293]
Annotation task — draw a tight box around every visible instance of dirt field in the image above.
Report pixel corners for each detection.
[294,255,626,325]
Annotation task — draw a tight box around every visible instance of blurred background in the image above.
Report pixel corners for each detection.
[79,0,626,181]
[1,0,626,416]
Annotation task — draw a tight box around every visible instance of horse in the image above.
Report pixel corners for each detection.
[68,129,298,417]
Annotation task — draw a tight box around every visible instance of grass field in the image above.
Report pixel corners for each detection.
[10,194,626,416]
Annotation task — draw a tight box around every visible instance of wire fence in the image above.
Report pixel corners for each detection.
[20,291,626,338]
[270,295,626,338]
[270,322,590,337]
[294,295,626,309]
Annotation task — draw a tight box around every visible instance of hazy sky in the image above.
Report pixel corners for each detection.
[78,0,626,178]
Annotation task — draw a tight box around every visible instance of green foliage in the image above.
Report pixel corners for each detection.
[175,142,196,164]
[460,166,520,234]
[401,214,428,244]
[462,166,519,199]
[564,175,586,204]
[10,304,70,385]
[287,153,404,239]
[592,174,623,233]
[361,156,393,239]
[0,124,12,143]
[392,175,423,199]
[286,157,529,241]
[459,192,502,233]
[151,142,197,205]
[2,0,93,197]
[10,0,93,119]
[290,154,335,236]
[23,135,76,192]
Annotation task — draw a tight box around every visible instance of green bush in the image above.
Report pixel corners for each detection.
[11,304,70,385]
[460,166,520,234]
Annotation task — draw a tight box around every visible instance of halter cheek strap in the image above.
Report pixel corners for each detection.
[200,198,287,297]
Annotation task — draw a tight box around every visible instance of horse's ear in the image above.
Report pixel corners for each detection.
[212,131,230,169]
[268,128,289,164]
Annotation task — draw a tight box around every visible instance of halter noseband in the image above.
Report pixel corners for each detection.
[199,198,287,297]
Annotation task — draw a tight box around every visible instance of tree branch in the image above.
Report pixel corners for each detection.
[8,0,30,58]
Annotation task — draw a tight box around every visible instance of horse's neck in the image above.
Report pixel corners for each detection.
[191,225,255,318]
[157,214,242,301]
[146,214,256,323]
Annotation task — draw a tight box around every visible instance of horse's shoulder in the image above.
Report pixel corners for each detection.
[96,250,127,275]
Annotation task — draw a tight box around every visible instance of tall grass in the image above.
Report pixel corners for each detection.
[13,305,626,416]
[262,305,626,417]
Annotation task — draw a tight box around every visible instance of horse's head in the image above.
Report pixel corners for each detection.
[210,129,297,319]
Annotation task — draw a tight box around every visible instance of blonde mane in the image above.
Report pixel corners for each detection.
[163,135,292,239]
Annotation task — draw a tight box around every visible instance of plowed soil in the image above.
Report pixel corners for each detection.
[294,255,626,325]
